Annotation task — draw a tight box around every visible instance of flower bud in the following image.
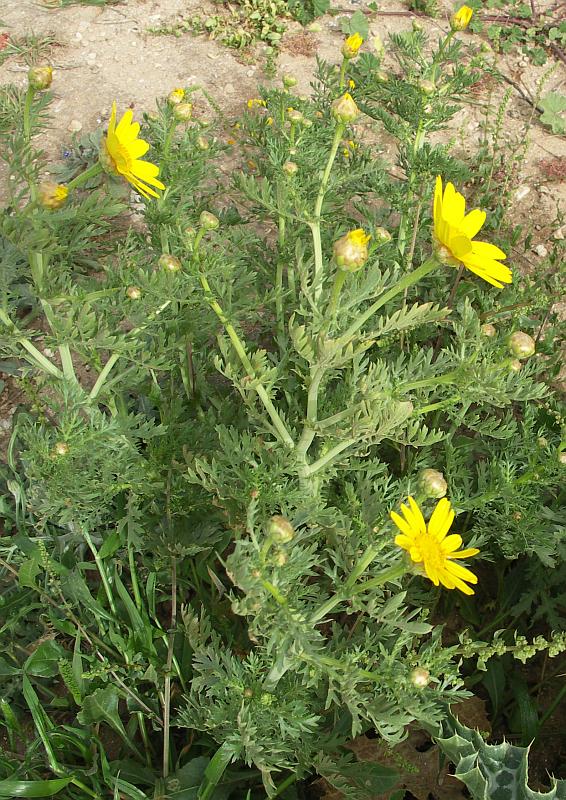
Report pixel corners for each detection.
[199,211,219,230]
[419,468,447,499]
[509,359,522,372]
[28,65,53,91]
[38,181,68,210]
[126,286,142,300]
[558,451,566,466]
[159,253,182,272]
[333,228,371,272]
[410,667,430,688]
[243,687,254,698]
[268,515,295,543]
[196,135,209,151]
[419,79,436,95]
[54,441,69,456]
[342,32,363,59]
[450,4,473,31]
[174,102,193,122]
[412,19,424,31]
[508,331,535,359]
[481,323,497,337]
[282,74,297,88]
[373,227,392,244]
[537,437,548,448]
[331,92,360,124]
[283,161,298,177]
[375,70,389,83]
[275,551,288,566]
[168,88,185,106]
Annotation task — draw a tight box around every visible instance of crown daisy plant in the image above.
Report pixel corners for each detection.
[391,497,480,595]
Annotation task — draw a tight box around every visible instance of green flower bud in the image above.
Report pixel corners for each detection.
[333,228,371,272]
[28,66,53,91]
[418,468,447,499]
[509,359,522,372]
[331,92,360,124]
[282,74,297,88]
[410,667,430,688]
[375,70,389,83]
[268,515,295,543]
[558,451,566,466]
[373,226,392,244]
[54,441,69,456]
[126,285,142,300]
[537,437,548,448]
[419,79,436,95]
[508,331,535,358]
[159,253,182,272]
[282,161,298,177]
[174,102,193,122]
[199,211,220,230]
[481,323,497,337]
[196,135,209,151]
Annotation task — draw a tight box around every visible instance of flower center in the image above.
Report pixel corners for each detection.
[415,534,444,571]
[111,143,132,174]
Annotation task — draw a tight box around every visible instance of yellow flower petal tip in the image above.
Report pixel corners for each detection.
[433,175,512,288]
[451,5,473,30]
[342,32,363,58]
[391,496,479,595]
[101,102,165,200]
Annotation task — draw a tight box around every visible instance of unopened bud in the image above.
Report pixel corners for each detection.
[243,688,253,698]
[373,227,392,244]
[159,253,182,272]
[508,331,535,358]
[509,359,522,372]
[38,181,68,210]
[537,437,548,448]
[282,74,297,88]
[268,515,295,543]
[168,88,185,106]
[451,4,473,31]
[199,211,219,230]
[275,551,287,566]
[410,667,430,688]
[283,161,298,177]
[419,79,436,95]
[481,323,497,337]
[558,451,566,465]
[196,135,209,151]
[419,468,447,499]
[412,19,424,31]
[174,102,193,121]
[333,228,371,272]
[331,92,359,124]
[342,32,363,59]
[375,70,389,83]
[126,286,142,300]
[54,441,69,456]
[287,109,304,125]
[28,66,53,91]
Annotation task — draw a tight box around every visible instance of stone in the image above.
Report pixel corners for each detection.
[515,185,530,201]
[534,244,548,258]
[68,120,82,133]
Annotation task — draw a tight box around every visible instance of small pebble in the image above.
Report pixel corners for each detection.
[534,244,548,258]
[553,227,564,240]
[515,185,530,201]
[68,120,82,133]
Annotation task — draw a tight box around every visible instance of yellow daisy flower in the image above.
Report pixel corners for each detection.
[433,176,512,288]
[102,103,165,199]
[451,5,473,30]
[391,496,480,595]
[342,32,363,58]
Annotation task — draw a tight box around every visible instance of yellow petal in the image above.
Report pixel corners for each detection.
[107,102,117,137]
[128,139,150,159]
[394,533,412,550]
[428,498,454,541]
[115,109,135,138]
[449,547,480,559]
[434,176,443,239]
[459,209,486,239]
[440,533,462,553]
[470,240,507,261]
[131,163,165,190]
[442,182,466,225]
[423,559,440,585]
[127,173,159,199]
[438,570,457,590]
[445,560,478,583]
[406,496,426,534]
[391,511,415,539]
[461,254,512,287]
[448,233,473,259]
[447,572,475,595]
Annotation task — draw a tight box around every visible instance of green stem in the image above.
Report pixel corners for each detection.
[128,531,142,613]
[163,120,178,161]
[310,560,406,624]
[262,579,287,605]
[301,437,357,477]
[339,58,347,90]
[22,86,35,143]
[162,557,177,779]
[59,344,77,383]
[0,309,63,378]
[327,269,348,323]
[66,161,103,191]
[82,528,117,616]
[198,271,295,449]
[340,256,439,342]
[309,123,345,298]
[270,773,297,799]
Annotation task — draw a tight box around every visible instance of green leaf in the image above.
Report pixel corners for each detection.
[18,557,41,589]
[481,659,505,719]
[0,777,73,798]
[0,656,20,676]
[98,530,122,559]
[166,758,210,799]
[341,10,369,39]
[24,640,66,678]
[78,685,128,740]
[540,92,566,134]
[197,744,234,800]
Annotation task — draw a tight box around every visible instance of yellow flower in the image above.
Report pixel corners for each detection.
[450,4,473,30]
[266,117,274,126]
[433,176,511,288]
[342,32,363,58]
[391,496,479,595]
[28,66,53,91]
[348,79,356,90]
[102,103,165,199]
[168,88,185,106]
[247,98,266,108]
